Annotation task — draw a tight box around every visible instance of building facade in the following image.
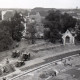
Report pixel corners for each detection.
[62,30,75,45]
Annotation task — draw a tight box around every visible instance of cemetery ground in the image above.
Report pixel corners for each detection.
[0,39,80,79]
[8,52,80,80]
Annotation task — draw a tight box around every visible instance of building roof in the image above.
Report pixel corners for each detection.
[2,10,15,20]
[62,29,75,39]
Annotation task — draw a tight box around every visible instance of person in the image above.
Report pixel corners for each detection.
[61,58,63,61]
[28,53,30,60]
[63,59,67,66]
[3,67,6,73]
[55,62,57,65]
[54,71,56,76]
[6,58,9,64]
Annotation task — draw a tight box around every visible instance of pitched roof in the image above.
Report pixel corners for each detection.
[3,11,15,20]
[62,29,75,39]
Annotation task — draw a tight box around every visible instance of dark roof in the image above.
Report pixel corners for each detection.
[30,7,54,17]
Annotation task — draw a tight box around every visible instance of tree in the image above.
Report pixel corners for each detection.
[0,12,25,51]
[27,23,36,44]
[43,10,77,43]
[0,20,13,51]
[10,12,24,41]
[75,20,80,41]
[61,13,77,32]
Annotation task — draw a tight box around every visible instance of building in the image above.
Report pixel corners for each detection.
[24,12,44,38]
[35,23,44,38]
[29,12,43,23]
[62,30,76,45]
[1,10,15,20]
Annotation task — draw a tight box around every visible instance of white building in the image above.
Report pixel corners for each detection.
[1,10,15,20]
[62,30,75,45]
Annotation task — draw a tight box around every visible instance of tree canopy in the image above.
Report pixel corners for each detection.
[27,22,36,44]
[10,12,24,41]
[43,10,77,43]
[0,12,25,51]
[0,20,13,51]
[75,20,80,41]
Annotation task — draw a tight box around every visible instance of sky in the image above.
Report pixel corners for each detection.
[0,0,80,9]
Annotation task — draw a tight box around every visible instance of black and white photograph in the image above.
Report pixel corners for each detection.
[0,0,80,80]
